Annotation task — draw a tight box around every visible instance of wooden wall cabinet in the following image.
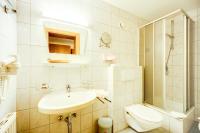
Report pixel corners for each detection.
[46,28,80,55]
[46,28,80,63]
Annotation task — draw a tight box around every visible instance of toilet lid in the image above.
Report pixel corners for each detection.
[125,104,163,123]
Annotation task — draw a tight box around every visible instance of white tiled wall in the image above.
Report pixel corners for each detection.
[16,0,145,132]
[0,0,17,119]
[111,66,143,132]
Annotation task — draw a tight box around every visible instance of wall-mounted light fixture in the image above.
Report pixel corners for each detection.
[42,9,89,27]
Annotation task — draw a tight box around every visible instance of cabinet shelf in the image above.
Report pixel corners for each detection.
[44,60,89,67]
[49,42,73,46]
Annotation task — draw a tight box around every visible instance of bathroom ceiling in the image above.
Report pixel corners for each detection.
[102,0,199,20]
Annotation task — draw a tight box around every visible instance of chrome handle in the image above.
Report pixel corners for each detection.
[104,97,111,103]
[96,97,105,104]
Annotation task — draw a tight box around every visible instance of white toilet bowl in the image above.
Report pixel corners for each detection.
[124,104,163,132]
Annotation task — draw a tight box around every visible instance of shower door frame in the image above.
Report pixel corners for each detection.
[140,9,193,113]
[184,16,192,112]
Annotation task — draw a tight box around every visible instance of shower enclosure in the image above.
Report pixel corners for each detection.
[139,9,194,113]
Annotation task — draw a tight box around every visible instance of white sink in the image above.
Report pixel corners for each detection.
[38,89,96,114]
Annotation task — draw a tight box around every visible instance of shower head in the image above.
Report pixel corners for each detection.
[166,19,175,39]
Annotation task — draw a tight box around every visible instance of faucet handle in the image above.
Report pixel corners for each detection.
[66,84,70,88]
[41,83,49,90]
[66,84,71,92]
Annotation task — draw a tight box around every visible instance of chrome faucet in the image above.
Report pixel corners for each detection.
[66,84,71,97]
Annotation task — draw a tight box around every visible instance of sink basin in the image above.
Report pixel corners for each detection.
[38,89,96,114]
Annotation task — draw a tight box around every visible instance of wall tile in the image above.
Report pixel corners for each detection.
[30,109,50,129]
[30,66,50,88]
[30,25,47,46]
[92,99,108,111]
[30,1,43,25]
[93,8,111,25]
[81,106,93,115]
[81,113,92,130]
[19,131,30,133]
[18,45,31,66]
[17,110,30,132]
[17,23,30,45]
[30,125,49,133]
[16,88,30,111]
[49,67,68,90]
[30,46,48,66]
[81,128,93,133]
[30,88,49,108]
[17,0,30,3]
[17,67,30,89]
[50,122,67,133]
[17,1,30,23]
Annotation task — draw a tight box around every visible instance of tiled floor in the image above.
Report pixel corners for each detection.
[118,127,168,133]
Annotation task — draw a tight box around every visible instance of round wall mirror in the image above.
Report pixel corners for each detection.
[100,32,112,48]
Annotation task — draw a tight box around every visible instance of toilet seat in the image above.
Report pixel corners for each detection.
[125,104,162,123]
[124,104,163,132]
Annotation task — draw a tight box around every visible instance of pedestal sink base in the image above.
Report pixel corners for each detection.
[64,113,76,133]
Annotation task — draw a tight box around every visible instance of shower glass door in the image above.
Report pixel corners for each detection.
[154,20,165,109]
[143,24,154,105]
[140,12,192,113]
[141,21,165,109]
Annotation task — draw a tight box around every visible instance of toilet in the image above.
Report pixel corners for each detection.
[124,104,163,132]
